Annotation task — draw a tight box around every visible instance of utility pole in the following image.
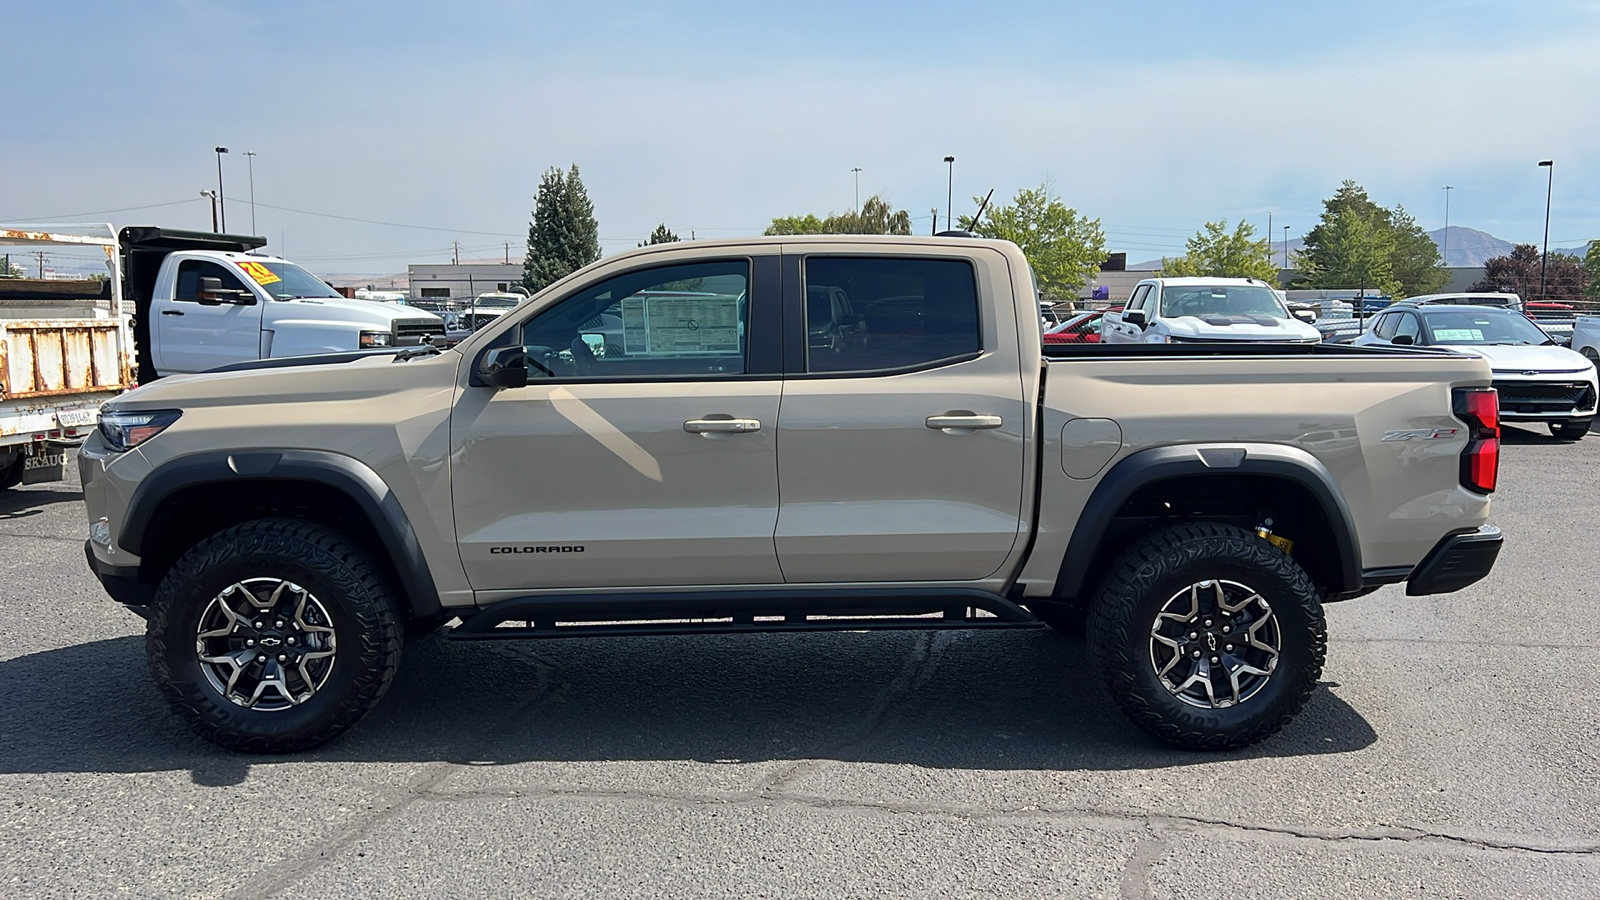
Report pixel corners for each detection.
[943,156,956,232]
[200,189,219,230]
[1538,160,1554,301]
[33,251,48,278]
[452,241,460,265]
[214,146,229,232]
[244,151,258,235]
[504,242,510,265]
[851,167,862,213]
[931,208,939,235]
[1441,185,1453,266]
[1283,225,1290,269]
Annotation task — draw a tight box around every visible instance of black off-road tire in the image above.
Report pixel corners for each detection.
[1086,522,1326,751]
[1549,419,1590,441]
[146,518,403,753]
[0,453,23,490]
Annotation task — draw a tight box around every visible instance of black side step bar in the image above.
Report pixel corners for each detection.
[447,588,1045,641]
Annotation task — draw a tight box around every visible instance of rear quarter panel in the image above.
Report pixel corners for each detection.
[1016,351,1495,595]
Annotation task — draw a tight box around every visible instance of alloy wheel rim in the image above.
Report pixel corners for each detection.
[1148,579,1280,709]
[194,578,338,711]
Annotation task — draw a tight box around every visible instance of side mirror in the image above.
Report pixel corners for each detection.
[1292,308,1317,324]
[197,276,257,306]
[1123,308,1148,327]
[837,312,865,329]
[579,332,607,357]
[478,346,529,389]
[1392,334,1415,346]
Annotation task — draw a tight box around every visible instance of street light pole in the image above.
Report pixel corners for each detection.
[214,146,229,232]
[1282,225,1290,269]
[200,190,218,232]
[243,151,258,235]
[943,156,955,232]
[1441,185,1453,266]
[1538,160,1554,301]
[851,167,862,213]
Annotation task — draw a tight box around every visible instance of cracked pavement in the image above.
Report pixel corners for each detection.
[2,425,1597,899]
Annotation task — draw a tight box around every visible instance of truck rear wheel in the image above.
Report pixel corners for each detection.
[0,452,21,490]
[1086,522,1326,750]
[146,518,402,753]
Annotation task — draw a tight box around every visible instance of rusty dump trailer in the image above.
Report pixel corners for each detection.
[0,225,134,489]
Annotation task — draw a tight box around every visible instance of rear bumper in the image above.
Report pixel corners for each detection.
[1405,525,1503,596]
[84,540,153,607]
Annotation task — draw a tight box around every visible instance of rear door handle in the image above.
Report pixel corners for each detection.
[926,413,1003,432]
[684,417,762,435]
[161,309,185,316]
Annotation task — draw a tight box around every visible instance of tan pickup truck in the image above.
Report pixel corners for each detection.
[79,236,1504,753]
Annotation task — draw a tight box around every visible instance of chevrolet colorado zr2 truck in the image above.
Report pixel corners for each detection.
[79,236,1505,753]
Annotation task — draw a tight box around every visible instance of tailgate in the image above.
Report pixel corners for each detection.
[1,319,132,400]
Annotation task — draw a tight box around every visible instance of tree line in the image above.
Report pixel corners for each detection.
[519,166,1598,301]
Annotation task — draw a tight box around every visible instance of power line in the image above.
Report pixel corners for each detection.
[250,201,524,237]
[0,197,202,221]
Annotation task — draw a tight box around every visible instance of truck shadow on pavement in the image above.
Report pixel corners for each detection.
[0,486,82,520]
[0,629,1377,787]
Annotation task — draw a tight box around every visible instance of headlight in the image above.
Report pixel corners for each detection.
[360,330,394,348]
[98,409,182,452]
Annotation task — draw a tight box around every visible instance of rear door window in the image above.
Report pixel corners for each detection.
[803,257,981,374]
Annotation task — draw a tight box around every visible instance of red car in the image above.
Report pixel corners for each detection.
[1043,307,1121,344]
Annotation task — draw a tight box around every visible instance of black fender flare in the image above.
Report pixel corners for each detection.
[120,449,441,619]
[1053,443,1362,600]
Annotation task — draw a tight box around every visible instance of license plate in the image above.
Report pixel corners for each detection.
[56,409,99,427]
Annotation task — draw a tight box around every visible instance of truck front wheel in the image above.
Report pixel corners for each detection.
[1086,523,1326,750]
[146,518,403,753]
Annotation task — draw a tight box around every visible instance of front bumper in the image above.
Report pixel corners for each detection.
[84,540,153,607]
[1405,525,1503,596]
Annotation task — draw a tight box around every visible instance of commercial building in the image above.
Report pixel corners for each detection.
[407,262,524,302]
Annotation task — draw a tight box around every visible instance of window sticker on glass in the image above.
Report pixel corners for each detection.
[236,260,283,286]
[1431,328,1484,342]
[620,292,742,356]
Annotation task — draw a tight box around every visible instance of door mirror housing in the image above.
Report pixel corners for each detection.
[579,332,607,356]
[1122,308,1148,327]
[1292,308,1317,324]
[1392,334,1415,346]
[478,346,529,389]
[197,276,257,306]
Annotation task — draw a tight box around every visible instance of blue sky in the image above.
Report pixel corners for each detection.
[5,1,1598,273]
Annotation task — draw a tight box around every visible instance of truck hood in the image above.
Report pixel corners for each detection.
[277,296,442,324]
[1445,344,1595,375]
[104,348,461,412]
[1163,316,1322,342]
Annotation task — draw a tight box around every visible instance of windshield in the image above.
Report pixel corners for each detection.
[1160,285,1287,318]
[474,295,522,309]
[235,259,342,300]
[1422,309,1554,346]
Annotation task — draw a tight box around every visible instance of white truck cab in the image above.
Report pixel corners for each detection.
[1103,277,1321,344]
[122,227,443,378]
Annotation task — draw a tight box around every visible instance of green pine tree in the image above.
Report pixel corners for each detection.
[523,164,601,292]
[640,224,680,246]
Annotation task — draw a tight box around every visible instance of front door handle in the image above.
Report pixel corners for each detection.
[161,309,185,316]
[684,417,762,435]
[926,413,1003,433]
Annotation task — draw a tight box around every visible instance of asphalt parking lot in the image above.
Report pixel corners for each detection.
[2,427,1597,900]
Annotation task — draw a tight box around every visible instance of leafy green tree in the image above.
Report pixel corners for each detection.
[965,185,1106,302]
[523,164,600,292]
[1297,205,1399,297]
[764,196,912,236]
[764,214,825,235]
[640,224,680,247]
[1583,242,1600,298]
[1160,219,1277,280]
[1387,205,1449,296]
[1297,181,1446,297]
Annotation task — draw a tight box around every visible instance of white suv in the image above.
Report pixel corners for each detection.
[1102,277,1321,344]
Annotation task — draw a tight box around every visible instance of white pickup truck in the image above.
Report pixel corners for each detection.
[1104,277,1322,344]
[1573,316,1600,371]
[119,226,443,379]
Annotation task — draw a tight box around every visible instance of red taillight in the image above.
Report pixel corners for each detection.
[1453,387,1499,494]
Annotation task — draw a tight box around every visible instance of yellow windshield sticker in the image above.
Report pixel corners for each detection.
[237,260,282,286]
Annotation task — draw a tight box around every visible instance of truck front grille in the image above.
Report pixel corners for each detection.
[393,319,446,346]
[1492,380,1595,414]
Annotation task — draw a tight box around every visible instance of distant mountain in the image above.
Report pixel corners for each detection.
[1428,227,1511,267]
